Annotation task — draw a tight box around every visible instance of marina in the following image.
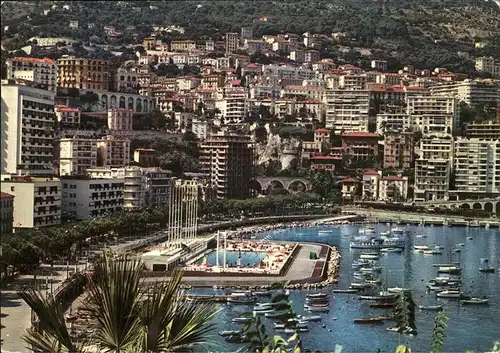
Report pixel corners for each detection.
[207,223,500,352]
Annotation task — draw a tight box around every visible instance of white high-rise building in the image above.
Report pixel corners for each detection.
[325,90,370,134]
[86,166,172,211]
[1,80,55,176]
[414,137,454,202]
[429,79,500,108]
[6,57,58,92]
[61,177,124,220]
[454,138,500,195]
[406,96,457,136]
[59,138,98,176]
[215,88,248,122]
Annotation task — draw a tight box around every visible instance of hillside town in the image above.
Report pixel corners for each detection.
[1,24,500,232]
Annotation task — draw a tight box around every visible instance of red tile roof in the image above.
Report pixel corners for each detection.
[315,128,330,133]
[10,57,55,64]
[56,105,80,113]
[0,192,14,198]
[342,132,380,138]
[363,169,380,176]
[342,177,357,183]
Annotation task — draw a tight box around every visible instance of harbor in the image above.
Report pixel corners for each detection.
[207,222,500,352]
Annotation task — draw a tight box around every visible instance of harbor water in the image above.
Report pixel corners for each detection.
[206,224,500,352]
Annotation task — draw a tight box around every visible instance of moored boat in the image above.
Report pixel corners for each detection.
[227,296,256,304]
[305,305,329,312]
[332,288,359,294]
[264,310,289,318]
[418,304,444,311]
[353,317,385,324]
[219,330,242,337]
[436,290,463,298]
[232,317,252,323]
[297,315,322,322]
[306,293,328,299]
[461,297,489,305]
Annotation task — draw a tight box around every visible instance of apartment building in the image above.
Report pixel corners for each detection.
[325,90,370,134]
[376,113,412,133]
[464,121,500,140]
[96,136,131,168]
[170,40,196,52]
[61,177,124,219]
[0,192,14,234]
[107,108,133,132]
[57,56,110,90]
[454,138,500,196]
[342,132,380,164]
[383,132,414,169]
[0,176,61,229]
[429,80,499,108]
[86,166,172,210]
[59,137,97,176]
[475,57,500,78]
[406,96,457,135]
[225,32,239,55]
[55,105,81,125]
[200,133,254,199]
[6,57,58,92]
[133,148,158,168]
[414,137,454,202]
[1,80,55,176]
[281,85,325,102]
[361,170,382,201]
[215,88,248,121]
[114,65,140,94]
[379,176,409,202]
[241,26,253,40]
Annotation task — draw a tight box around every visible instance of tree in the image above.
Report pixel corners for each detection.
[19,254,218,352]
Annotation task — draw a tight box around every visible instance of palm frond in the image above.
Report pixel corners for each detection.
[164,299,219,352]
[18,288,78,352]
[22,328,67,353]
[137,270,185,351]
[81,253,143,352]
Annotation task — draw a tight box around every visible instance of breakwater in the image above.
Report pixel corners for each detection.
[344,207,500,228]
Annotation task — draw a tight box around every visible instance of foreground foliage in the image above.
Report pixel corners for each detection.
[19,254,218,353]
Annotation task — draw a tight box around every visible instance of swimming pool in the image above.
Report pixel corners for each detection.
[196,250,267,267]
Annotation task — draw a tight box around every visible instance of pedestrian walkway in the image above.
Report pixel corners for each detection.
[1,262,86,353]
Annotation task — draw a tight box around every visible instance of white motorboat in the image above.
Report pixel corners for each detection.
[418,304,444,311]
[285,328,309,333]
[436,290,463,298]
[360,254,379,260]
[392,227,405,234]
[387,287,410,293]
[297,315,322,322]
[306,293,328,299]
[318,230,331,235]
[437,266,461,274]
[424,249,443,255]
[219,329,242,336]
[359,227,375,234]
[413,245,430,252]
[350,282,373,289]
[265,310,289,318]
[253,309,274,315]
[232,317,252,323]
[381,248,402,253]
[305,306,329,312]
[461,297,489,305]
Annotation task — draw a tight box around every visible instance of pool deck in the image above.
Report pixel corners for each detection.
[143,243,326,287]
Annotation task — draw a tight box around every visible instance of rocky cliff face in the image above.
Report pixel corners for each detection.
[251,123,300,170]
